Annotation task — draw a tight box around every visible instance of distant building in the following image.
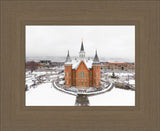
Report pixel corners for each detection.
[51,62,64,67]
[39,60,51,67]
[64,39,101,88]
[25,61,39,72]
[102,63,135,70]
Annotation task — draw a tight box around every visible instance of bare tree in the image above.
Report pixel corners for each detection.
[26,61,39,73]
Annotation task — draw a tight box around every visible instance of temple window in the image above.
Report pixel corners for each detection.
[73,72,75,76]
[90,72,91,76]
[81,71,84,78]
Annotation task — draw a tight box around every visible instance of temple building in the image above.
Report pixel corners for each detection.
[64,39,101,88]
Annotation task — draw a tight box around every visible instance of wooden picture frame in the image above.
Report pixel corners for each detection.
[1,0,160,130]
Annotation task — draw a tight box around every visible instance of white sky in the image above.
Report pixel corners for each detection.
[26,25,135,61]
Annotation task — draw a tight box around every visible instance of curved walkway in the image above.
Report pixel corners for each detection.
[52,81,114,96]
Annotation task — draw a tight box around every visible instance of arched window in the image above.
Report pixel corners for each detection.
[90,80,91,85]
[81,80,83,85]
[81,71,84,78]
[73,72,75,76]
[89,72,91,76]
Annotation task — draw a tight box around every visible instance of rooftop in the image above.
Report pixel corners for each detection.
[72,59,93,70]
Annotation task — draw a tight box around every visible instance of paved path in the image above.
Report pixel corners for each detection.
[52,81,114,96]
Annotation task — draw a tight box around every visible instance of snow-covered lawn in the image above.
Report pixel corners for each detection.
[26,83,135,106]
[26,83,75,106]
[89,87,135,106]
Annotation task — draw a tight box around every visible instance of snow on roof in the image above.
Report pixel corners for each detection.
[71,58,93,70]
[72,59,80,69]
[84,59,93,69]
[65,61,72,65]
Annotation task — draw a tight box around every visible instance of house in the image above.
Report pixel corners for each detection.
[64,39,101,88]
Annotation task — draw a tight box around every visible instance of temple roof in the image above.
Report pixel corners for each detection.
[65,50,72,64]
[72,59,93,70]
[93,50,100,64]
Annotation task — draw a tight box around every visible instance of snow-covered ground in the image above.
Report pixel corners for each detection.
[26,83,75,106]
[89,87,135,106]
[26,83,135,106]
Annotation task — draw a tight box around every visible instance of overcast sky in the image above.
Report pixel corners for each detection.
[26,25,135,61]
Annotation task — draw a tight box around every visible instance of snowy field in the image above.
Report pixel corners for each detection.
[89,87,135,106]
[26,83,75,106]
[26,83,135,106]
[25,66,135,106]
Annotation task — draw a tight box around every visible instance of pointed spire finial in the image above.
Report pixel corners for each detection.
[80,38,84,51]
[81,38,83,42]
[93,49,100,64]
[65,50,72,63]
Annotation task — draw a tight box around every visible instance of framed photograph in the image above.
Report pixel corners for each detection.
[25,25,135,106]
[1,0,160,130]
